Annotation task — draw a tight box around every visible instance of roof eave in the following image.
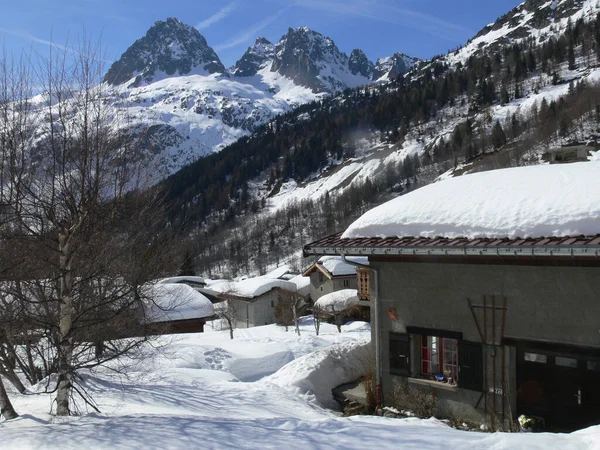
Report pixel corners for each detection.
[304,244,600,258]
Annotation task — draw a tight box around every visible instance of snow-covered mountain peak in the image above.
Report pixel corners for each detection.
[104,17,226,87]
[271,26,372,92]
[373,52,420,82]
[348,49,374,78]
[233,37,276,77]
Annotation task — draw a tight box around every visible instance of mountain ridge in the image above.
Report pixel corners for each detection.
[101,20,418,180]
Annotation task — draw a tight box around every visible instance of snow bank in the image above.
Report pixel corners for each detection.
[343,162,600,239]
[318,256,368,276]
[228,350,295,382]
[144,283,214,323]
[261,340,371,409]
[315,289,359,312]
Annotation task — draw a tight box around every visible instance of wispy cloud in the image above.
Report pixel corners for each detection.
[0,28,76,54]
[0,28,114,64]
[197,1,240,30]
[282,0,470,41]
[214,9,286,51]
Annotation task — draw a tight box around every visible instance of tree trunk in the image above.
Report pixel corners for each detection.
[292,298,300,336]
[335,314,342,333]
[0,375,18,420]
[0,368,26,394]
[56,230,74,416]
[226,318,234,340]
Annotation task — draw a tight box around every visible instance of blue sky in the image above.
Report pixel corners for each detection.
[1,0,521,69]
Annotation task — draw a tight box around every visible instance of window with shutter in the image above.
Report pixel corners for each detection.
[390,332,410,376]
[357,268,370,301]
[458,341,483,392]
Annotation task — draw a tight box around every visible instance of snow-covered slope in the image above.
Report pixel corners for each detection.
[105,70,317,177]
[445,0,600,65]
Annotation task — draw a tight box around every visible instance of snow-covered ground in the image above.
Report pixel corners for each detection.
[2,319,599,449]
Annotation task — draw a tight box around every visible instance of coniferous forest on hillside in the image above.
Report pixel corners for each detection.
[163,14,600,277]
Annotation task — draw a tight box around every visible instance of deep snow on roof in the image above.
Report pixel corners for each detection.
[318,256,367,276]
[210,277,297,298]
[288,274,311,297]
[314,289,359,312]
[157,275,206,285]
[342,162,600,240]
[260,265,291,280]
[145,283,214,323]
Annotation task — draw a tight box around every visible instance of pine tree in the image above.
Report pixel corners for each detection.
[491,121,507,149]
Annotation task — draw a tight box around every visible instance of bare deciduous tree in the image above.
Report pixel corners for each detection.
[0,40,174,416]
[275,290,303,335]
[214,299,239,340]
[313,304,324,336]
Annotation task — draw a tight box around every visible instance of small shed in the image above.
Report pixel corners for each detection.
[144,283,214,334]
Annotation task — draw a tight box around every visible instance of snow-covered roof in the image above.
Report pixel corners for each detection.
[314,289,359,312]
[157,276,206,286]
[144,283,214,323]
[288,274,311,298]
[317,256,367,276]
[210,278,297,299]
[260,265,291,280]
[343,162,600,240]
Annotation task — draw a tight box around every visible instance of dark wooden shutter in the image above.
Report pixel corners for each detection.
[389,332,410,376]
[458,341,483,391]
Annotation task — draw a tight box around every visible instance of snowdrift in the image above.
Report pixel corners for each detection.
[262,339,371,409]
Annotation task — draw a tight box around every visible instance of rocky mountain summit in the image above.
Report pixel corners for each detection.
[232,38,276,77]
[348,49,375,79]
[373,53,420,81]
[98,20,418,181]
[104,17,226,87]
[270,26,372,92]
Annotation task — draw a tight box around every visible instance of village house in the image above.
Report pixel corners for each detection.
[209,269,310,329]
[302,256,367,302]
[143,282,215,335]
[304,162,600,432]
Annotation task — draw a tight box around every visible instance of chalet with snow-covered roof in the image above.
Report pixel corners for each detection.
[209,271,310,329]
[302,256,368,303]
[304,162,600,432]
[143,283,215,335]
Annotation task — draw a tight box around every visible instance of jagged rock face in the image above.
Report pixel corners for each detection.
[271,27,358,92]
[233,38,275,77]
[104,17,226,86]
[373,53,419,81]
[348,49,374,78]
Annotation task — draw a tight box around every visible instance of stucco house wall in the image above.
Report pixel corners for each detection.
[308,272,357,302]
[374,257,600,426]
[231,290,279,328]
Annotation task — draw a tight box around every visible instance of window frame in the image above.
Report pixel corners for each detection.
[420,335,459,384]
